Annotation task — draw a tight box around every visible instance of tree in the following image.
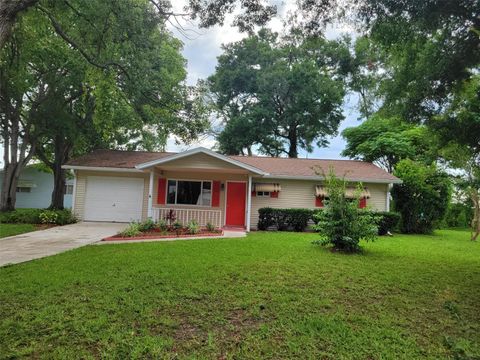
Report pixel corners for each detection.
[209,29,346,157]
[0,0,277,49]
[0,1,208,210]
[341,115,437,172]
[392,159,451,234]
[312,169,378,252]
[432,75,480,240]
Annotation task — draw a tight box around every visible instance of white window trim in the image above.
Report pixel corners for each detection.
[256,191,270,197]
[166,179,213,207]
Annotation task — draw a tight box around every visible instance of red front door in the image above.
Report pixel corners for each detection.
[225,182,246,227]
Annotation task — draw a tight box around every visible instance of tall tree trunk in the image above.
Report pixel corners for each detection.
[287,127,298,158]
[471,188,480,241]
[0,0,39,49]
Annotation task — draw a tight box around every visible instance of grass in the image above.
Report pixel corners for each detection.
[0,230,479,359]
[0,223,37,238]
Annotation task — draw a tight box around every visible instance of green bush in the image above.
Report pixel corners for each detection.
[444,202,473,228]
[39,210,59,224]
[186,220,200,235]
[156,219,168,232]
[0,208,76,225]
[258,208,314,232]
[206,222,216,232]
[312,170,378,252]
[138,218,156,232]
[119,222,141,237]
[392,160,451,234]
[361,211,400,235]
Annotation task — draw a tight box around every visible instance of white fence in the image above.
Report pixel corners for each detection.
[152,207,223,228]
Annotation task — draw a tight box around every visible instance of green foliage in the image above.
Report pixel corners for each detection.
[119,223,142,238]
[374,211,401,235]
[392,159,451,234]
[0,209,76,225]
[172,221,183,235]
[209,29,346,157]
[156,219,168,232]
[206,222,216,232]
[138,219,156,232]
[342,115,437,172]
[257,208,314,232]
[39,211,59,225]
[186,220,200,235]
[312,171,378,252]
[444,203,473,229]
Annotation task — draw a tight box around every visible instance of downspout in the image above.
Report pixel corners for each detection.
[71,170,77,214]
[147,169,154,218]
[246,174,252,231]
[386,183,392,212]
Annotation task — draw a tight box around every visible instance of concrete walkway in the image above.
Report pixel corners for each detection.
[97,230,247,244]
[0,222,126,267]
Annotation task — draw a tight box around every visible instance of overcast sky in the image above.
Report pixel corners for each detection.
[166,0,362,159]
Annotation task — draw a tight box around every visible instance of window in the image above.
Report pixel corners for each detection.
[16,187,31,193]
[167,180,212,206]
[257,191,270,197]
[64,184,74,195]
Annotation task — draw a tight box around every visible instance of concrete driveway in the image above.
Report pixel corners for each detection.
[0,222,126,267]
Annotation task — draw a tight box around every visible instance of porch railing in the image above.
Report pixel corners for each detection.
[152,207,222,228]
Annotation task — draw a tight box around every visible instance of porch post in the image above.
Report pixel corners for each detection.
[386,183,392,211]
[246,174,252,231]
[147,169,154,218]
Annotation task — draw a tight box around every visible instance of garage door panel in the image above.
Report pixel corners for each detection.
[84,176,144,222]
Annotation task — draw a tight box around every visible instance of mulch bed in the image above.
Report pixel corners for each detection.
[103,229,224,241]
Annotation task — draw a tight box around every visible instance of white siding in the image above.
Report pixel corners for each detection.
[249,179,389,230]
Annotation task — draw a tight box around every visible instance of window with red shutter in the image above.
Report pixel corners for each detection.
[359,197,367,208]
[315,196,324,207]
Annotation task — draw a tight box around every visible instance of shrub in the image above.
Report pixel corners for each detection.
[257,208,314,232]
[165,209,176,226]
[444,202,473,228]
[172,221,183,235]
[206,222,216,232]
[39,210,59,224]
[392,159,451,234]
[186,220,200,235]
[312,170,378,252]
[0,208,76,225]
[376,211,401,235]
[156,219,168,232]
[138,218,156,232]
[119,222,141,237]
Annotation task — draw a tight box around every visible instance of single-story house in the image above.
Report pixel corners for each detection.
[0,165,74,209]
[63,147,401,230]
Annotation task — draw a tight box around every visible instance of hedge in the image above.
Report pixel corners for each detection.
[259,207,400,235]
[258,208,314,232]
[0,208,77,225]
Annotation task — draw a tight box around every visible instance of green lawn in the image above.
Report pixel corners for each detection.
[0,223,37,238]
[0,230,479,359]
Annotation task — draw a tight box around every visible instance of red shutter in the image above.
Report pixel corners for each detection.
[315,196,324,207]
[212,181,221,207]
[270,191,279,198]
[251,190,256,197]
[359,198,367,209]
[157,178,167,205]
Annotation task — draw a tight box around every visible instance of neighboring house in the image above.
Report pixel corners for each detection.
[0,166,74,209]
[63,147,401,230]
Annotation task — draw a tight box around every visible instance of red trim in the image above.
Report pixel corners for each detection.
[315,196,324,207]
[359,197,367,208]
[270,191,279,198]
[212,181,221,207]
[157,178,167,204]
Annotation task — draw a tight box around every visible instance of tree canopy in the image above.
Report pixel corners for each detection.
[209,29,347,157]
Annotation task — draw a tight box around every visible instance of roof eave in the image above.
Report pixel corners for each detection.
[261,174,402,184]
[62,165,143,173]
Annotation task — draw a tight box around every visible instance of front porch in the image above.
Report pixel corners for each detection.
[137,148,267,231]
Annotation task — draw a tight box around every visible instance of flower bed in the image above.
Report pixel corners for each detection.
[104,228,224,241]
[103,217,223,241]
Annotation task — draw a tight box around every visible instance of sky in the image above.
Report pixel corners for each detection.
[165,0,362,159]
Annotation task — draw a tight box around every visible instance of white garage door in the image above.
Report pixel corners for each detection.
[84,176,144,222]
